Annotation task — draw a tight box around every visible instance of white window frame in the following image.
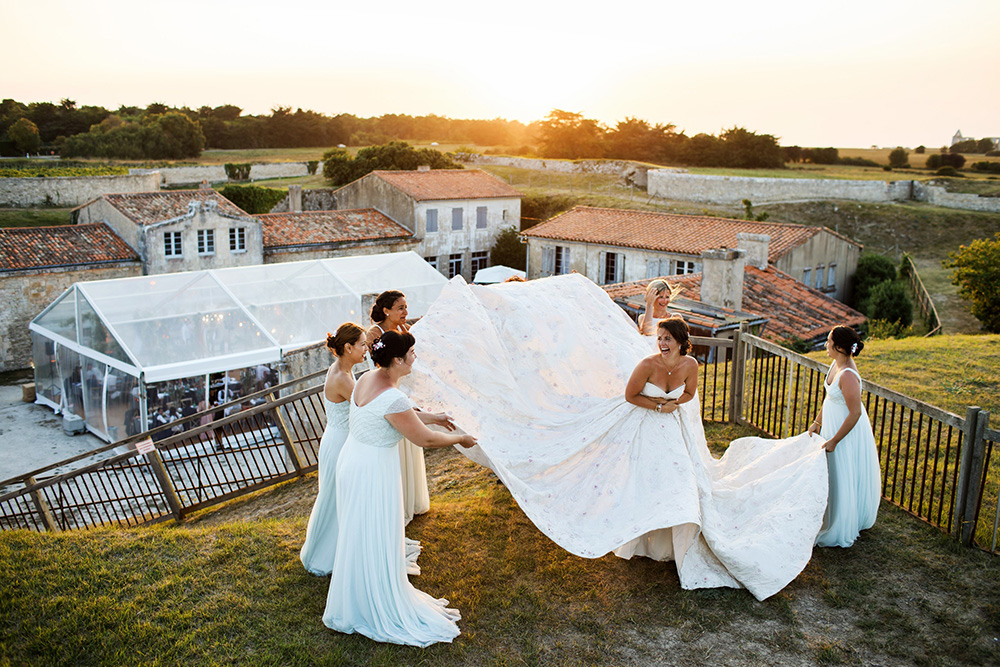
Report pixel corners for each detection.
[426,208,438,233]
[471,250,489,275]
[554,246,570,275]
[164,231,182,258]
[229,227,246,253]
[673,260,696,275]
[425,255,438,271]
[603,252,624,284]
[448,253,463,278]
[197,229,215,256]
[476,206,488,229]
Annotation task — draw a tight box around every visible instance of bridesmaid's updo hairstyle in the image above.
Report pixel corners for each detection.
[657,316,692,356]
[370,330,415,368]
[370,290,405,324]
[830,325,864,357]
[326,322,364,356]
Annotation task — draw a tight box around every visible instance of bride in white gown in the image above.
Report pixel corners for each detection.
[402,274,829,600]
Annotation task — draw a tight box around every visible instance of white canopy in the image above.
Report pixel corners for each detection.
[30,252,447,383]
[473,265,526,284]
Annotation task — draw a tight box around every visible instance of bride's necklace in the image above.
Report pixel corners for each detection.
[660,356,681,376]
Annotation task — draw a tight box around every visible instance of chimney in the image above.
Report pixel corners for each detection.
[737,233,770,270]
[700,247,746,312]
[289,184,303,212]
[417,165,431,172]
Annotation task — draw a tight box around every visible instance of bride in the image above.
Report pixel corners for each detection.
[403,274,829,600]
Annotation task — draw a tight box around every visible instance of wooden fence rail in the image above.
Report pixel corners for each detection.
[902,254,942,337]
[1,330,997,555]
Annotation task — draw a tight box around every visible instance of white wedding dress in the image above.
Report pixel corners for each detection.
[402,274,829,600]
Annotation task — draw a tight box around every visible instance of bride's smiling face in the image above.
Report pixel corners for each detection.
[657,329,679,356]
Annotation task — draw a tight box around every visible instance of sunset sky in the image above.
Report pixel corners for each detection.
[4,0,998,149]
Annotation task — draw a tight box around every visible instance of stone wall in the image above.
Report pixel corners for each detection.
[913,181,1000,213]
[647,169,913,205]
[1,262,141,372]
[457,154,649,187]
[131,162,310,187]
[0,173,161,207]
[269,188,339,213]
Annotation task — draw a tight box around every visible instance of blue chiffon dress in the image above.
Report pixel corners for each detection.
[815,366,881,547]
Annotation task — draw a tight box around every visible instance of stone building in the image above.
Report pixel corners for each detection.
[258,209,417,263]
[72,190,264,275]
[330,169,522,281]
[0,225,140,372]
[522,206,861,303]
[604,234,866,349]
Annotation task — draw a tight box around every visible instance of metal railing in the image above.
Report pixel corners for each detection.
[2,330,996,555]
[902,254,942,336]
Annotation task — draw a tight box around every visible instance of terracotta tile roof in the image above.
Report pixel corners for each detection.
[0,224,138,272]
[88,190,251,225]
[364,169,523,201]
[605,266,865,343]
[255,209,413,248]
[522,206,847,261]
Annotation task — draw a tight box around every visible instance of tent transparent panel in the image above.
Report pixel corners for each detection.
[81,357,107,438]
[216,263,359,346]
[34,288,77,342]
[106,367,139,442]
[76,294,131,363]
[147,374,207,441]
[56,345,83,418]
[320,254,446,317]
[32,334,60,406]
[83,273,276,368]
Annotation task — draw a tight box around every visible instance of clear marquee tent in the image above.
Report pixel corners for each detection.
[30,252,448,442]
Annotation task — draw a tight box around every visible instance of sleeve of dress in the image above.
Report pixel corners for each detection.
[385,390,414,416]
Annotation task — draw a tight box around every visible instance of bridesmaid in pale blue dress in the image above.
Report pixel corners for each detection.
[808,325,881,547]
[300,323,368,575]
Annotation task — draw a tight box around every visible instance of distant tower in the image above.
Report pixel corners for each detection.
[952,130,964,146]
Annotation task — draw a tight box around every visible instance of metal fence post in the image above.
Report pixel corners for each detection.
[954,406,982,541]
[26,476,57,532]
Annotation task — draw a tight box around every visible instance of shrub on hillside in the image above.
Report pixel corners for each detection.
[322,141,463,186]
[947,232,1000,333]
[926,153,966,170]
[865,319,915,340]
[915,145,926,154]
[852,253,897,308]
[863,280,913,328]
[218,184,286,214]
[521,194,578,230]
[971,161,1000,174]
[888,147,909,169]
[839,156,880,168]
[224,163,251,181]
[935,166,959,177]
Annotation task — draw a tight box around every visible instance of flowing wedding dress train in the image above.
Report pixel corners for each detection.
[403,274,828,600]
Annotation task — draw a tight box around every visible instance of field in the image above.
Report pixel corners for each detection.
[0,207,74,228]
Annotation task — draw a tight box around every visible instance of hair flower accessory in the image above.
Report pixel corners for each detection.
[851,342,858,355]
[372,339,385,351]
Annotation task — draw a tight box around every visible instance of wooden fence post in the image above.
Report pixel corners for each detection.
[26,476,57,532]
[146,451,184,521]
[960,410,990,546]
[954,406,982,541]
[729,323,748,425]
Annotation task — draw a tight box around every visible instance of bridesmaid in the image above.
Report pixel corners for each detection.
[300,323,367,575]
[807,325,881,547]
[637,280,681,336]
[324,331,476,646]
[366,289,429,524]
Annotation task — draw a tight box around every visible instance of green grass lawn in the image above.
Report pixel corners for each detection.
[0,208,74,228]
[2,437,998,667]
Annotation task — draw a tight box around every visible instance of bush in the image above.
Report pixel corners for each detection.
[888,147,909,169]
[935,166,959,177]
[218,184,286,214]
[838,156,880,168]
[322,141,462,186]
[489,226,526,271]
[926,153,966,170]
[866,319,915,339]
[947,232,1000,333]
[224,163,251,181]
[520,193,579,230]
[306,160,319,176]
[852,253,897,308]
[915,145,926,154]
[971,161,1000,174]
[863,280,913,327]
